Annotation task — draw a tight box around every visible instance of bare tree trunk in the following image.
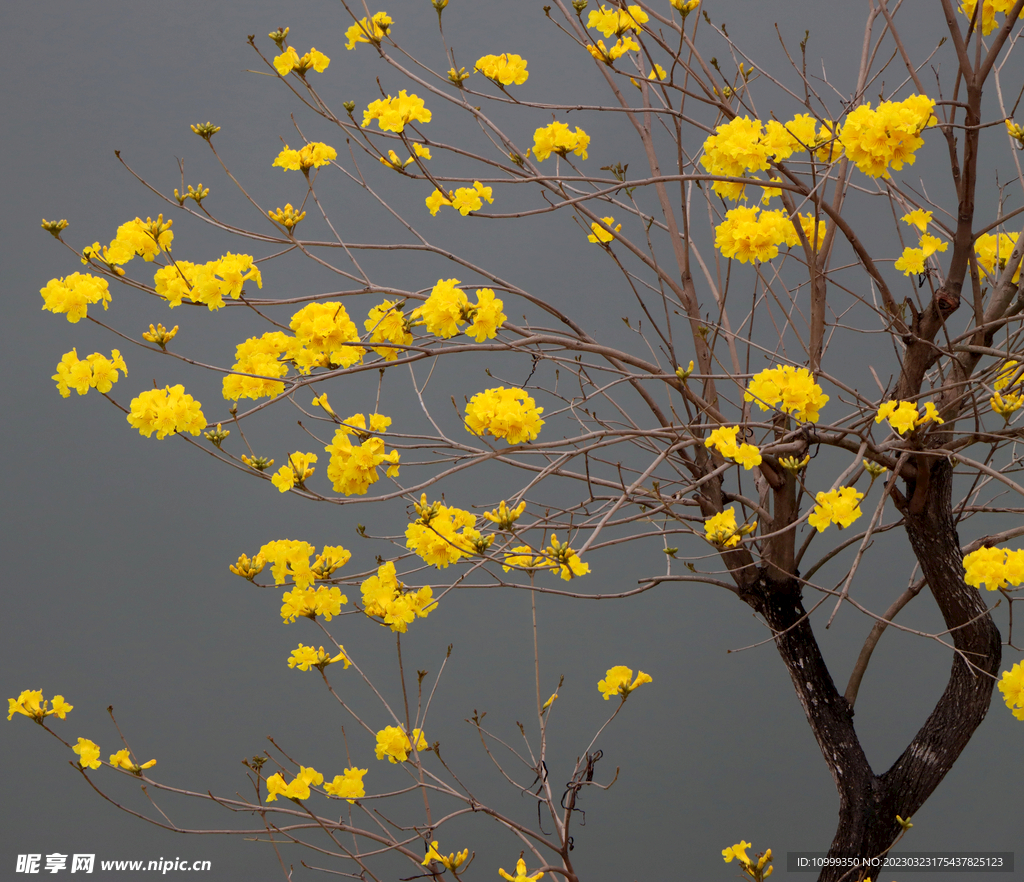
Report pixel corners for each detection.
[744,460,1001,882]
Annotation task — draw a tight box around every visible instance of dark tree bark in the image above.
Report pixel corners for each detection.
[743,460,1001,882]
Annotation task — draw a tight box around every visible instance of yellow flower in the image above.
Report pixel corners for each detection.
[421,841,469,871]
[273,142,337,172]
[7,690,73,722]
[450,181,494,215]
[475,53,529,85]
[587,216,621,243]
[465,386,545,444]
[597,665,652,700]
[997,661,1024,719]
[901,208,933,231]
[287,643,351,671]
[499,857,544,882]
[541,535,590,580]
[875,399,942,434]
[362,91,431,133]
[532,121,590,161]
[723,841,752,866]
[270,452,318,493]
[375,725,428,763]
[109,749,157,774]
[72,737,102,770]
[704,425,762,470]
[324,767,368,803]
[745,366,827,422]
[963,546,1024,591]
[345,11,392,49]
[807,487,864,532]
[703,507,755,547]
[265,766,324,801]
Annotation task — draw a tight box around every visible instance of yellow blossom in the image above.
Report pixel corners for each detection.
[345,12,392,49]
[745,365,828,423]
[324,767,367,802]
[597,665,652,700]
[499,857,544,882]
[807,487,864,532]
[375,725,427,763]
[465,386,545,444]
[588,216,621,243]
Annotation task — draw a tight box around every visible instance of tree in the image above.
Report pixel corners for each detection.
[17,1,1024,880]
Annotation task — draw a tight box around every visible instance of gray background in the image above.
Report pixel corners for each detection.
[3,2,1023,880]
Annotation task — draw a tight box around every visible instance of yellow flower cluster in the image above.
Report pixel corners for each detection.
[975,231,1021,282]
[532,121,590,161]
[259,540,351,590]
[324,412,400,495]
[483,499,527,531]
[324,767,367,802]
[127,385,206,439]
[745,365,829,423]
[875,399,944,434]
[502,535,589,580]
[375,725,427,763]
[587,3,648,36]
[280,585,347,623]
[475,53,529,85]
[153,252,262,310]
[465,386,545,444]
[894,208,948,274]
[722,841,773,881]
[704,425,762,470]
[40,272,111,323]
[345,11,392,49]
[499,858,544,882]
[587,36,640,63]
[406,496,480,568]
[959,0,1022,35]
[597,665,652,700]
[991,360,1023,418]
[287,643,350,671]
[715,206,826,263]
[90,216,174,266]
[266,766,323,802]
[837,95,936,178]
[268,203,306,229]
[273,142,337,172]
[962,546,1024,591]
[360,560,436,632]
[52,349,126,397]
[229,552,266,580]
[998,662,1024,720]
[362,90,431,133]
[364,300,413,360]
[807,487,863,532]
[422,841,468,872]
[273,46,330,76]
[7,690,72,722]
[410,278,506,340]
[271,452,318,493]
[703,507,755,548]
[700,114,819,200]
[290,302,366,370]
[426,182,495,216]
[222,332,292,401]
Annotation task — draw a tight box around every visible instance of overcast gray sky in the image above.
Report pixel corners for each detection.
[3,2,1023,881]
